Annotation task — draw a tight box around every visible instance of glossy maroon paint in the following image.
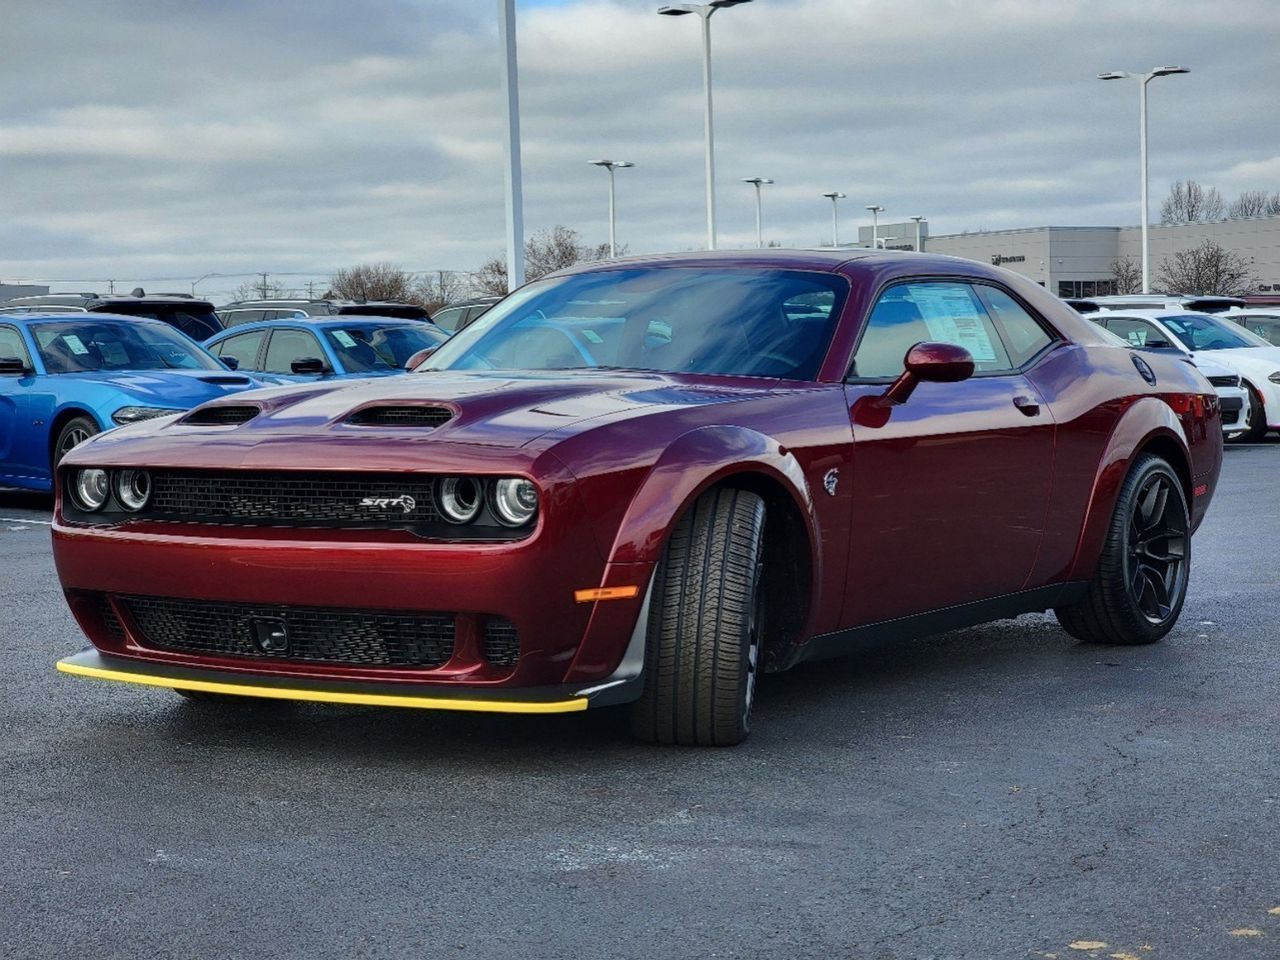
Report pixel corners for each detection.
[53,250,1223,695]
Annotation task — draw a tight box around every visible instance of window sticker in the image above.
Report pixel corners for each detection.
[332,330,358,348]
[581,329,604,344]
[63,334,90,355]
[910,286,997,362]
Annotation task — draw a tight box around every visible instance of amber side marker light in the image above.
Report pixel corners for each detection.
[574,586,640,603]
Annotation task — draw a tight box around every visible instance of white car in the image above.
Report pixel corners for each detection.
[1086,309,1280,442]
[1224,309,1280,347]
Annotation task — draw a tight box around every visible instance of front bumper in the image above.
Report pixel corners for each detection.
[57,647,644,712]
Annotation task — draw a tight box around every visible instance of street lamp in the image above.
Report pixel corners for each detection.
[499,0,525,290]
[589,160,635,258]
[822,192,846,247]
[865,204,884,248]
[658,0,753,251]
[1098,65,1190,293]
[741,177,773,248]
[190,272,218,295]
[910,215,926,252]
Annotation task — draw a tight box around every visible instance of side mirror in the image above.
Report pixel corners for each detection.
[405,347,437,370]
[221,356,240,370]
[883,341,974,405]
[290,357,329,375]
[0,356,30,376]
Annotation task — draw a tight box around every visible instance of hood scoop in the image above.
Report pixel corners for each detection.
[181,404,261,426]
[345,405,453,428]
[198,375,253,385]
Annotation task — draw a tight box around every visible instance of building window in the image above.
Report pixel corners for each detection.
[1057,279,1117,298]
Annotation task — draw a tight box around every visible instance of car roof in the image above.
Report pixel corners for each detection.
[1082,308,1225,321]
[5,311,173,326]
[205,316,431,337]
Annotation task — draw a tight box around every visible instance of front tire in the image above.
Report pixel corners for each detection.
[1238,384,1268,442]
[629,488,767,747]
[54,416,99,466]
[1055,454,1190,645]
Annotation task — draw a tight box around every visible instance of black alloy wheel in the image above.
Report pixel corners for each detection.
[1125,470,1189,624]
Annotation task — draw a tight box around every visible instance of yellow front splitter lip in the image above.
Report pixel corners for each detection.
[56,650,589,714]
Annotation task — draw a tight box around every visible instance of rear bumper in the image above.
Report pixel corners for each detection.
[57,642,645,712]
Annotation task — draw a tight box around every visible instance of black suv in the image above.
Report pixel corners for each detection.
[217,299,432,327]
[0,292,222,340]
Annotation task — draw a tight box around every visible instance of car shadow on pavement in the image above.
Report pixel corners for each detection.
[0,489,54,512]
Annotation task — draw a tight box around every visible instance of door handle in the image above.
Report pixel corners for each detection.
[1012,395,1040,417]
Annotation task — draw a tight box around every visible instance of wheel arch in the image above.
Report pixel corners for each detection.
[47,405,104,473]
[1067,397,1192,582]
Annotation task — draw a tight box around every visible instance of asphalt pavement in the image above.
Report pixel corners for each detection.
[2,442,1278,960]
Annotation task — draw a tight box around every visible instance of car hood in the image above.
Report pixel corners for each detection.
[1197,346,1280,377]
[67,369,780,471]
[54,369,259,406]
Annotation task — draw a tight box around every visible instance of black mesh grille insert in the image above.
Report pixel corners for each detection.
[97,596,125,641]
[145,470,441,526]
[182,405,260,425]
[1206,375,1240,388]
[484,617,520,668]
[122,596,455,668]
[346,406,452,428]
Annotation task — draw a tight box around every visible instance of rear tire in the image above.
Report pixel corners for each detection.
[629,488,767,747]
[54,416,99,466]
[1055,454,1190,645]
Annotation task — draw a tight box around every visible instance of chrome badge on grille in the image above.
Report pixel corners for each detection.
[359,495,417,514]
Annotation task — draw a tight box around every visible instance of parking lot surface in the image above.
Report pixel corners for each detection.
[2,443,1278,960]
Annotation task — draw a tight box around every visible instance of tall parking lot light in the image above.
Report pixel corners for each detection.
[910,215,926,252]
[658,0,753,251]
[589,161,635,258]
[1098,65,1190,294]
[823,192,846,247]
[499,0,525,290]
[742,177,773,248]
[866,204,884,248]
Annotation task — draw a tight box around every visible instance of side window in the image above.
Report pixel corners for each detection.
[1104,318,1172,349]
[851,281,1011,379]
[225,310,265,327]
[977,287,1056,367]
[0,325,31,365]
[263,329,324,373]
[216,330,267,370]
[432,306,464,332]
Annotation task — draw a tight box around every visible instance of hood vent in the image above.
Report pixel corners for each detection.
[197,375,253,385]
[182,404,261,426]
[345,405,452,428]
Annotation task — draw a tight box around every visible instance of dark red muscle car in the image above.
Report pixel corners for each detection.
[53,250,1222,745]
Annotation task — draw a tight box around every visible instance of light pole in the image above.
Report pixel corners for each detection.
[589,160,634,258]
[742,177,773,248]
[865,204,884,248]
[658,0,753,251]
[823,192,846,247]
[1098,65,1190,294]
[910,215,926,252]
[499,0,525,290]
[191,273,217,295]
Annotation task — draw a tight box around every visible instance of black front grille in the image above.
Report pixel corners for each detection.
[145,470,441,527]
[1221,397,1243,414]
[122,595,455,668]
[1207,375,1241,388]
[484,618,520,668]
[97,596,125,641]
[346,406,452,428]
[182,405,260,425]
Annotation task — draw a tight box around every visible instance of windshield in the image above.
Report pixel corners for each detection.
[423,267,849,380]
[1237,316,1280,346]
[323,323,448,372]
[1160,314,1265,351]
[32,320,223,373]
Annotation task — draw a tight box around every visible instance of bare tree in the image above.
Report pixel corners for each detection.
[1156,240,1258,296]
[1159,180,1226,224]
[413,270,472,312]
[474,225,614,296]
[1228,190,1280,219]
[232,277,288,300]
[1109,256,1143,295]
[328,262,421,303]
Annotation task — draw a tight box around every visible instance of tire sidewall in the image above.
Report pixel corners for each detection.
[1110,457,1191,642]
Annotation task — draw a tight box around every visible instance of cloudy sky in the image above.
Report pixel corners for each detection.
[2,0,1276,301]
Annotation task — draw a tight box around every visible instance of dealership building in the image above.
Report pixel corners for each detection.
[859,215,1280,298]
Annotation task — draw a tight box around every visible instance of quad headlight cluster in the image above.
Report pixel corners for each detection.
[69,468,152,513]
[438,476,539,527]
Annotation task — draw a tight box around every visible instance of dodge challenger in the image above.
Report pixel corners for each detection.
[53,250,1222,745]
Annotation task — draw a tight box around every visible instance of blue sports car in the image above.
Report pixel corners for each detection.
[0,313,258,493]
[203,317,450,384]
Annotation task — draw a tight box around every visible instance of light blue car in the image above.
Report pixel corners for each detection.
[202,317,450,384]
[0,313,258,493]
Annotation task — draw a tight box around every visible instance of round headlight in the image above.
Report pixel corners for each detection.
[438,476,482,523]
[115,469,152,512]
[72,468,110,512]
[492,478,538,527]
